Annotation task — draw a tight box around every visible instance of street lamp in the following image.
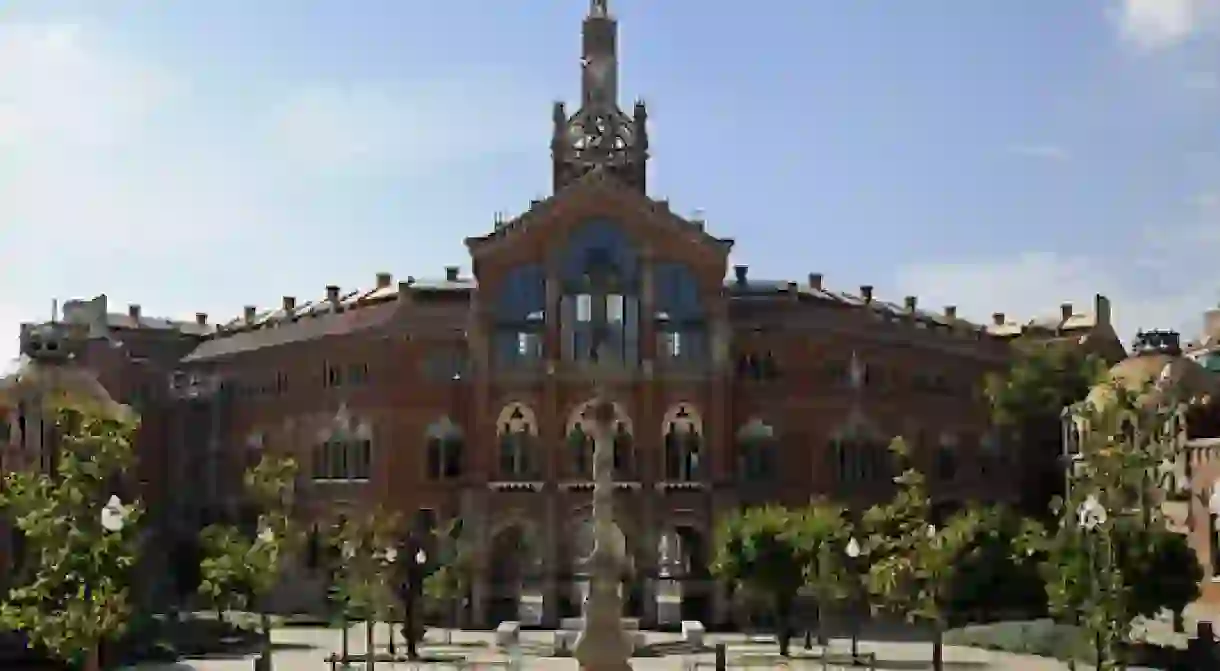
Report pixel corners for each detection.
[86,495,126,671]
[844,536,865,664]
[1076,494,1108,669]
[396,537,428,661]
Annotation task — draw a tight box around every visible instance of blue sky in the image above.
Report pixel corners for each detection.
[1,0,1218,366]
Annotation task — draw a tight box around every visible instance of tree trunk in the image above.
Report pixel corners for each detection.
[261,609,273,671]
[932,620,944,671]
[365,617,376,670]
[81,645,101,671]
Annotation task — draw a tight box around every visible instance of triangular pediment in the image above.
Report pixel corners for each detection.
[465,167,733,257]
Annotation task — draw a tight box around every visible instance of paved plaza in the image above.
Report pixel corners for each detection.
[118,622,1073,670]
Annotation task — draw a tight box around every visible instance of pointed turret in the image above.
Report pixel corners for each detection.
[552,0,648,194]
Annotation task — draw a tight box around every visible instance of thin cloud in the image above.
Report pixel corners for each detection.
[1114,0,1220,51]
[1006,144,1072,162]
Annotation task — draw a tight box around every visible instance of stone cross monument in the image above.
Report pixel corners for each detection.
[573,253,633,670]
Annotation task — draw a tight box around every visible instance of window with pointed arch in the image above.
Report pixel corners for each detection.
[309,414,370,483]
[831,428,887,484]
[497,403,538,480]
[663,404,702,481]
[736,418,776,482]
[425,417,464,480]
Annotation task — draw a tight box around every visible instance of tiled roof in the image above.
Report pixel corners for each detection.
[182,300,401,363]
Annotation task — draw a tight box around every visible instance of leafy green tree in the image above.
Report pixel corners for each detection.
[942,505,1048,624]
[711,505,809,656]
[198,524,254,621]
[862,437,973,671]
[328,507,402,665]
[423,519,473,631]
[0,402,144,671]
[197,454,300,670]
[791,501,854,645]
[1047,375,1193,669]
[986,344,1105,519]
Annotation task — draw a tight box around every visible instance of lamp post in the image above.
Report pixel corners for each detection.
[1076,494,1108,669]
[395,538,427,661]
[86,495,127,671]
[845,536,864,664]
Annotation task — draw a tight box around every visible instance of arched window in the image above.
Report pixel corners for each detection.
[497,403,538,480]
[312,406,372,482]
[831,415,885,484]
[425,417,464,479]
[736,418,776,482]
[662,404,702,481]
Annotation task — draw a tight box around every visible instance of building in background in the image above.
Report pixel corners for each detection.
[0,0,1126,626]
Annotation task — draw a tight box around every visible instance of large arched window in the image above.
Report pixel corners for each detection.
[736,418,776,482]
[425,416,464,480]
[312,405,372,482]
[662,403,702,481]
[497,403,539,480]
[559,220,641,365]
[493,265,547,369]
[830,415,886,485]
[566,400,634,479]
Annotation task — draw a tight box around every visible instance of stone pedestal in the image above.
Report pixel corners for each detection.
[656,578,682,626]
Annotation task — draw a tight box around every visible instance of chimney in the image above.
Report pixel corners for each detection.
[128,304,141,320]
[904,296,917,312]
[732,265,748,284]
[195,312,208,326]
[860,285,874,303]
[244,306,257,323]
[1095,294,1112,327]
[282,296,296,312]
[375,272,392,289]
[944,306,957,320]
[786,281,799,299]
[445,266,460,282]
[326,285,340,305]
[808,273,823,291]
[1060,302,1073,321]
[398,280,413,298]
[992,312,1006,326]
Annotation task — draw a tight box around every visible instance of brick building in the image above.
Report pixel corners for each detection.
[1,1,1127,626]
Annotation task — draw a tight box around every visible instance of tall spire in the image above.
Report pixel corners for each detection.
[581,0,617,109]
[552,0,648,194]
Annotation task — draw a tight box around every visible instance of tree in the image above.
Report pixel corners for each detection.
[862,437,972,671]
[791,501,854,646]
[941,505,1048,624]
[197,454,300,670]
[986,344,1105,519]
[711,505,809,656]
[328,507,402,667]
[1046,375,1194,669]
[423,519,473,633]
[0,402,144,671]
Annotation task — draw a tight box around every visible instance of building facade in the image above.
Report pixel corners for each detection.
[1,1,1128,626]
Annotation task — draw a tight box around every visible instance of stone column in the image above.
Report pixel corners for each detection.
[543,493,559,628]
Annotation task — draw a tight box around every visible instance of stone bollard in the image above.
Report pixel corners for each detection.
[714,642,726,670]
[1189,620,1218,667]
